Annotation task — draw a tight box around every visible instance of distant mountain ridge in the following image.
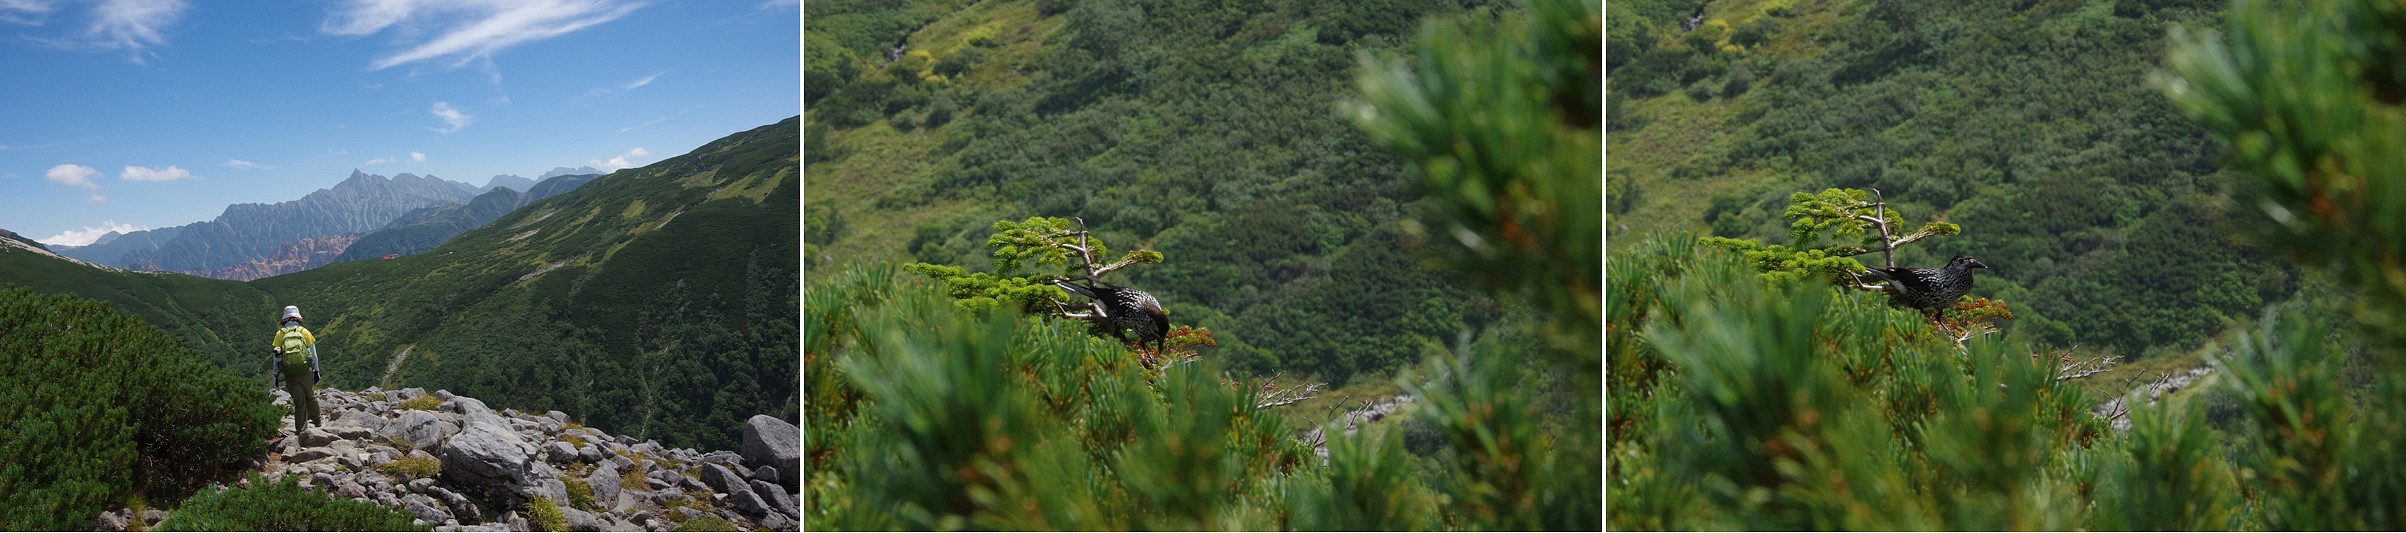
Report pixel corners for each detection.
[333,173,600,263]
[59,171,483,277]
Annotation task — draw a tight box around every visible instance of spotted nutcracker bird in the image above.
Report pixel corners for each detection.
[1055,278,1170,352]
[1860,255,1989,321]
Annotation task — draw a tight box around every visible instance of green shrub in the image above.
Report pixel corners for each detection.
[526,496,568,532]
[933,49,982,78]
[396,395,440,411]
[373,456,440,481]
[0,286,280,529]
[620,468,649,491]
[157,473,426,531]
[672,515,735,532]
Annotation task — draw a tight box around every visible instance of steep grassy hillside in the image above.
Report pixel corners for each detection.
[1606,0,2288,357]
[806,0,1512,385]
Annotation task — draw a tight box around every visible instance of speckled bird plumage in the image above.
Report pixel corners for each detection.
[1057,279,1170,352]
[1861,255,1988,320]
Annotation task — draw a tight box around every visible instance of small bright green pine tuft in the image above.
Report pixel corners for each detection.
[374,455,440,480]
[527,496,569,532]
[396,395,441,411]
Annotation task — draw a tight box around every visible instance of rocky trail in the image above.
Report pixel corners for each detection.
[94,387,801,531]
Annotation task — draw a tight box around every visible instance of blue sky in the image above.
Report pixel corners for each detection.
[0,0,799,246]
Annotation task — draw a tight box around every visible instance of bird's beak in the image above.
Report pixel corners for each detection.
[1972,260,1990,270]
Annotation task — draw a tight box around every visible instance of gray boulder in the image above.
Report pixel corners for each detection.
[759,512,795,531]
[740,415,800,491]
[698,463,746,495]
[289,447,337,463]
[332,410,386,432]
[441,396,495,417]
[751,466,779,486]
[589,462,624,511]
[698,450,742,466]
[94,509,129,531]
[562,507,607,532]
[139,509,169,526]
[547,441,581,463]
[300,427,340,447]
[729,487,771,516]
[751,479,798,516]
[579,442,608,464]
[441,415,536,507]
[404,495,452,524]
[386,409,462,454]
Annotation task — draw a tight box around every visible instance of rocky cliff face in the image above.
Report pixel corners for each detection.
[119,171,480,276]
[95,387,800,532]
[132,234,362,281]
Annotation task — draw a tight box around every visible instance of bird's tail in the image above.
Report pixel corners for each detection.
[1054,279,1101,299]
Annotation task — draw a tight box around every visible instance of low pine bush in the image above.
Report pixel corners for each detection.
[0,286,280,529]
[156,473,424,531]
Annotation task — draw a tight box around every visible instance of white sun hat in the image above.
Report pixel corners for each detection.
[281,305,303,324]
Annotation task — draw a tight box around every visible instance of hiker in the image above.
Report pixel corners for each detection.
[271,305,323,434]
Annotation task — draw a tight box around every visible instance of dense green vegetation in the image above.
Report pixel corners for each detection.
[1609,0,2406,528]
[0,285,280,529]
[809,0,1599,528]
[1608,0,2289,358]
[805,0,1514,385]
[157,473,427,531]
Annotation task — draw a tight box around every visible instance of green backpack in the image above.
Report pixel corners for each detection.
[279,328,311,367]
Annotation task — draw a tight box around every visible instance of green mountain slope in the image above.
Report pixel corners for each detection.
[0,117,800,452]
[332,173,600,263]
[805,0,1508,385]
[1606,0,2288,356]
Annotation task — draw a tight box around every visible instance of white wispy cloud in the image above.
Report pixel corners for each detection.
[222,159,264,169]
[119,164,191,181]
[40,219,146,247]
[624,69,664,90]
[363,156,397,165]
[45,163,99,189]
[410,151,427,162]
[88,193,106,202]
[588,147,649,171]
[323,0,644,71]
[0,0,56,25]
[588,69,667,97]
[617,116,666,133]
[430,101,471,133]
[88,0,184,62]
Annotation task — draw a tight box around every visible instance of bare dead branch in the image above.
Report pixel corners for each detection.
[1870,188,1895,267]
[1253,376,1326,410]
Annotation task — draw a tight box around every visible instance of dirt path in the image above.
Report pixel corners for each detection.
[380,345,413,389]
